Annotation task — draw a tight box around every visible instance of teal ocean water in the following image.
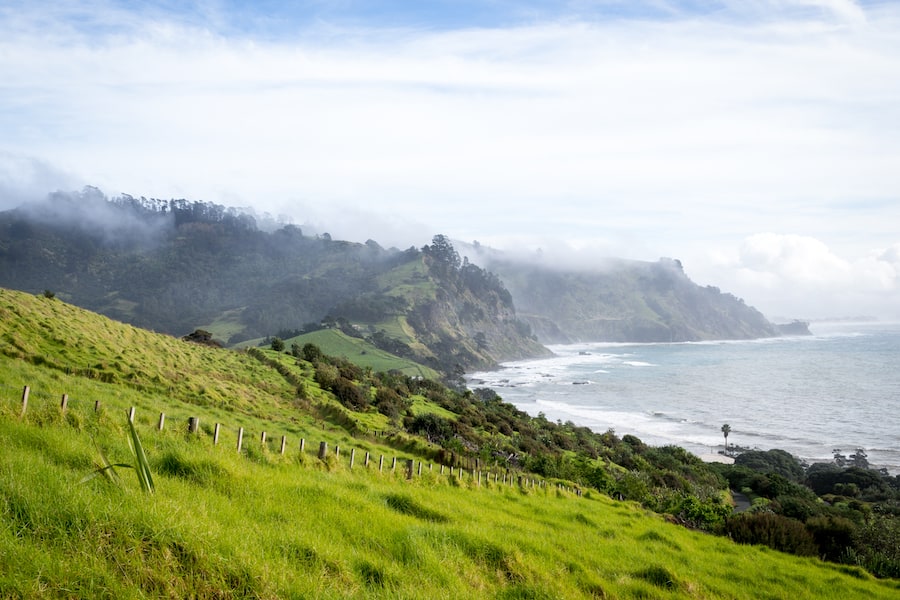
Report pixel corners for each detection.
[469,322,900,474]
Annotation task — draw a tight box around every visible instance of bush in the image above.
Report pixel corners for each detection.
[806,515,858,562]
[331,377,369,411]
[674,495,731,532]
[726,513,818,556]
[735,449,805,482]
[313,362,339,390]
[374,386,410,421]
[776,495,822,521]
[302,343,323,363]
[407,413,454,445]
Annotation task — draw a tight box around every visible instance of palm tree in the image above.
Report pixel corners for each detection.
[721,423,731,449]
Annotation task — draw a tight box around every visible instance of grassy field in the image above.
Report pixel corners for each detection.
[285,329,439,379]
[1,288,899,598]
[234,329,438,379]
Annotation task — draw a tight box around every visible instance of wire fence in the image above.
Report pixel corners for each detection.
[3,382,584,495]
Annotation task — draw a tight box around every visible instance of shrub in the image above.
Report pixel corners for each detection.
[725,513,818,556]
[374,386,410,421]
[735,449,805,482]
[313,362,339,390]
[806,515,858,562]
[674,495,731,532]
[407,413,454,445]
[331,377,369,411]
[301,342,323,363]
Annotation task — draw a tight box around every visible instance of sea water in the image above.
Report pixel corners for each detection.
[469,322,900,474]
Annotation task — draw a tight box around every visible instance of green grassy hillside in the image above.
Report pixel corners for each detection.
[282,329,438,380]
[1,289,898,598]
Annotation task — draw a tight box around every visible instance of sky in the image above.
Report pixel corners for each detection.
[1,0,899,321]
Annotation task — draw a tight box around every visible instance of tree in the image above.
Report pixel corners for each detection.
[270,337,285,352]
[424,234,461,272]
[849,448,869,469]
[301,342,323,363]
[721,423,731,448]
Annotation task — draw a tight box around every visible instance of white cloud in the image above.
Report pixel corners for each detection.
[738,233,851,285]
[693,233,900,320]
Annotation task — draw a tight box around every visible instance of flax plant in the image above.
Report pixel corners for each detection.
[81,411,155,493]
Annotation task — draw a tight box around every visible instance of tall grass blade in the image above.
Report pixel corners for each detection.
[126,412,155,494]
[79,440,127,486]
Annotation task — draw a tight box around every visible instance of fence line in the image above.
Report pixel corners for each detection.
[4,384,582,495]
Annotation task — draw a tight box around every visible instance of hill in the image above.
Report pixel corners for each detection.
[470,250,798,343]
[0,189,809,376]
[0,290,898,598]
[261,328,439,379]
[1,287,898,598]
[0,189,547,373]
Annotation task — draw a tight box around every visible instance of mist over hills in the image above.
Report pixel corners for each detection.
[0,189,801,374]
[463,245,789,343]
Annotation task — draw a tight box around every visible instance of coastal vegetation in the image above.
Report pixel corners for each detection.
[1,288,899,597]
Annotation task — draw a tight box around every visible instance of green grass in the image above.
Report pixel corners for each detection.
[1,288,899,598]
[1,410,897,599]
[376,257,436,304]
[410,395,458,420]
[234,328,438,378]
[285,329,438,379]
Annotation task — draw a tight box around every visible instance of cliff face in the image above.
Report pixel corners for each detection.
[402,253,551,370]
[479,256,780,343]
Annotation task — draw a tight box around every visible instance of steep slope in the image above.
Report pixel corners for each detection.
[478,253,786,343]
[1,288,898,598]
[368,236,551,371]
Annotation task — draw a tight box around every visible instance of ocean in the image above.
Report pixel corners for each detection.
[469,322,900,474]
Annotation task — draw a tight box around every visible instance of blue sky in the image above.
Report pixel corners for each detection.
[1,0,899,319]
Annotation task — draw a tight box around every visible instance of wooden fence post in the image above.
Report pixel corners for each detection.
[318,441,328,461]
[364,451,370,467]
[335,445,340,460]
[260,431,267,445]
[391,457,397,471]
[236,427,244,452]
[19,386,29,418]
[300,438,306,453]
[379,455,384,472]
[440,464,445,474]
[406,459,414,480]
[188,416,199,433]
[157,412,165,431]
[280,435,287,455]
[214,423,221,445]
[128,406,136,423]
[60,393,68,412]
[350,448,356,469]
[418,462,422,476]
